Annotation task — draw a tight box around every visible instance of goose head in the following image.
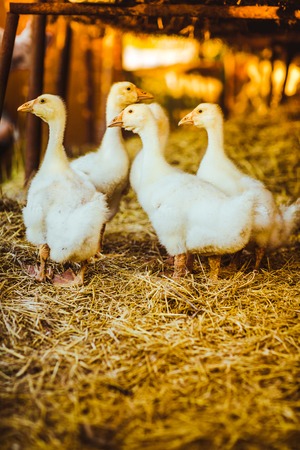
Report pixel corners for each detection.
[178,103,223,129]
[108,103,152,134]
[17,94,66,123]
[109,82,153,110]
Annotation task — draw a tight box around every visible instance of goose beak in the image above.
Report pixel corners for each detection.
[136,87,154,101]
[108,111,124,128]
[17,98,36,113]
[178,112,194,126]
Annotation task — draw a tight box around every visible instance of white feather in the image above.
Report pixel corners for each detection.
[179,103,300,254]
[20,94,109,264]
[71,81,153,221]
[113,103,255,261]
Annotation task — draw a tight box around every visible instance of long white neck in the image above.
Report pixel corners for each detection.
[40,115,69,171]
[204,116,226,159]
[106,95,124,122]
[98,96,125,156]
[137,116,174,187]
[197,112,243,193]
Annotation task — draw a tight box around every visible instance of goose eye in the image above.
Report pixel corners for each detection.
[126,87,131,91]
[128,109,133,113]
[198,109,202,114]
[40,98,46,104]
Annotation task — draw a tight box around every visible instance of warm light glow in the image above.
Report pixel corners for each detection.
[201,38,224,59]
[233,51,300,112]
[272,60,286,87]
[285,63,300,96]
[165,70,223,102]
[123,35,199,70]
[271,60,286,104]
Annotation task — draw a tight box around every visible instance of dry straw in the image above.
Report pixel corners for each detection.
[0,103,299,450]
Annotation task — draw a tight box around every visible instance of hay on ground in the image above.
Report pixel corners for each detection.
[0,103,300,450]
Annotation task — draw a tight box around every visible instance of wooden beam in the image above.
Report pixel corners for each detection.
[24,14,46,184]
[0,13,19,119]
[9,3,300,21]
[56,21,73,101]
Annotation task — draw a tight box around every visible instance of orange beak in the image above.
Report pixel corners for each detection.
[108,111,124,128]
[17,98,36,113]
[136,87,154,101]
[178,111,194,126]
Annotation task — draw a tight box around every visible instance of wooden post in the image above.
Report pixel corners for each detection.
[0,13,19,119]
[222,50,236,114]
[56,20,73,101]
[94,34,104,144]
[24,14,46,184]
[85,37,95,144]
[112,32,123,83]
[98,30,114,142]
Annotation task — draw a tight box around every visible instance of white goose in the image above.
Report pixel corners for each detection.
[130,102,170,193]
[18,94,109,286]
[109,103,256,279]
[179,103,300,269]
[71,81,153,252]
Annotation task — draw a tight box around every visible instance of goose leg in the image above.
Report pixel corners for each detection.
[164,255,174,266]
[173,253,188,278]
[27,244,51,281]
[227,250,243,271]
[167,253,193,276]
[186,253,195,273]
[208,255,221,281]
[91,223,125,260]
[38,243,50,279]
[95,223,106,257]
[53,261,87,287]
[77,261,87,285]
[254,246,265,271]
[88,224,107,262]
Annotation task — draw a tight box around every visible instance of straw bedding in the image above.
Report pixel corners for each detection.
[0,103,299,450]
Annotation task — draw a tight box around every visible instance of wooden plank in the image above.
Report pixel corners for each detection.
[9,3,300,21]
[0,13,19,119]
[24,14,46,184]
[56,21,73,101]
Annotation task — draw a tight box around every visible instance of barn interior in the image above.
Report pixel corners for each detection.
[1,0,300,181]
[0,1,300,449]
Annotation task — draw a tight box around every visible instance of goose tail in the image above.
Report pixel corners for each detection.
[269,198,300,250]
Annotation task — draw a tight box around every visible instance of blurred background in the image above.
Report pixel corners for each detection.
[1,0,300,183]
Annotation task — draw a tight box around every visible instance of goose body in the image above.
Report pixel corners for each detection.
[179,103,300,268]
[71,81,153,223]
[18,94,109,284]
[109,103,255,278]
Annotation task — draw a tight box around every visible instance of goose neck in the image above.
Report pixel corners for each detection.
[138,122,171,182]
[205,121,225,157]
[106,100,122,123]
[140,124,162,157]
[41,116,68,168]
[97,100,125,156]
